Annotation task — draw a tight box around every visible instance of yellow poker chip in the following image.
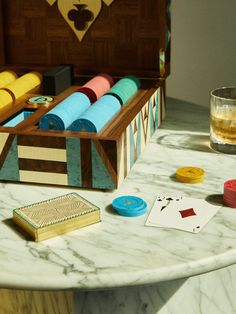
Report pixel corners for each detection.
[176,166,205,184]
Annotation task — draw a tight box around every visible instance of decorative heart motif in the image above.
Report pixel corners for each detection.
[46,0,115,41]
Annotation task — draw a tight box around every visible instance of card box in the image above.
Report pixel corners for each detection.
[0,0,171,189]
[13,193,101,241]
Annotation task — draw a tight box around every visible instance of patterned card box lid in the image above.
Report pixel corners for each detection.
[13,193,100,229]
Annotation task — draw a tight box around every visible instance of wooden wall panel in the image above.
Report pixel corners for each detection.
[1,0,169,78]
[0,0,5,64]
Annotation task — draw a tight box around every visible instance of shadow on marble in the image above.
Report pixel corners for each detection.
[169,174,178,183]
[105,204,118,216]
[2,218,32,241]
[74,278,187,314]
[156,133,214,153]
[165,98,210,133]
[205,194,224,206]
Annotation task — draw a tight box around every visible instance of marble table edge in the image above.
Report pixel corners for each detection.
[1,248,236,291]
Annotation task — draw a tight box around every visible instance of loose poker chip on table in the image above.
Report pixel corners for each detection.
[223,179,236,208]
[112,196,147,217]
[175,166,205,184]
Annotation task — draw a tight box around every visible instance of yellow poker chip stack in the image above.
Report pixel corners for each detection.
[176,166,205,184]
[5,71,42,99]
[0,70,18,113]
[0,89,14,113]
[0,70,17,88]
[0,71,42,115]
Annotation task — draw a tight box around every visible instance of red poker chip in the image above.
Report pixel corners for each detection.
[77,87,97,103]
[224,195,236,201]
[223,199,236,208]
[224,179,236,191]
[223,179,236,208]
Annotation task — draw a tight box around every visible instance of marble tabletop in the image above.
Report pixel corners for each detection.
[0,98,236,291]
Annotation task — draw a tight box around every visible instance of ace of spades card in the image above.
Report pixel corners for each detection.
[145,196,221,233]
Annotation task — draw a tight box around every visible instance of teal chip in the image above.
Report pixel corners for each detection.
[112,195,147,217]
[27,96,54,105]
[106,76,140,105]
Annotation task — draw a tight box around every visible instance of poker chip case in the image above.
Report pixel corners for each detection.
[0,0,171,189]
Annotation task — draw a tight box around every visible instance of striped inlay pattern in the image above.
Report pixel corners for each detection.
[17,135,68,185]
[16,134,118,189]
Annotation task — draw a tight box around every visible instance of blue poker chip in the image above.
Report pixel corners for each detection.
[112,196,147,217]
[117,207,147,217]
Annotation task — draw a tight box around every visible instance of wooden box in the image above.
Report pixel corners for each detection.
[0,0,171,189]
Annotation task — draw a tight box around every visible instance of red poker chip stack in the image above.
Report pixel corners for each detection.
[223,180,236,208]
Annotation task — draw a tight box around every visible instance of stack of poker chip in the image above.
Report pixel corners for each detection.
[39,73,113,130]
[0,70,17,88]
[223,180,236,208]
[68,94,121,132]
[111,196,147,217]
[78,73,114,103]
[5,71,42,98]
[106,75,141,105]
[0,71,42,115]
[175,166,205,184]
[68,75,141,133]
[39,92,91,130]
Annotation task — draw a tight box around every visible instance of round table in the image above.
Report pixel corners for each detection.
[0,98,236,314]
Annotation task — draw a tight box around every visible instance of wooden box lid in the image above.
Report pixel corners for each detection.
[0,0,171,79]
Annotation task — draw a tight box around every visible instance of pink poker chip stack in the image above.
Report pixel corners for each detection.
[78,73,114,103]
[223,180,236,208]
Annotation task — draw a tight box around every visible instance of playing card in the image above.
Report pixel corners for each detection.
[145,196,221,233]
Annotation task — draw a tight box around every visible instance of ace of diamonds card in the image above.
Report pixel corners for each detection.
[145,196,221,233]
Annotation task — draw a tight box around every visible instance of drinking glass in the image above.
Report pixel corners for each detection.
[210,86,236,154]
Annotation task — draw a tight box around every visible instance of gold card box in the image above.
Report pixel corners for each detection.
[13,193,101,241]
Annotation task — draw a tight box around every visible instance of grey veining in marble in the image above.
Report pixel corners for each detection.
[0,98,236,291]
[74,263,236,314]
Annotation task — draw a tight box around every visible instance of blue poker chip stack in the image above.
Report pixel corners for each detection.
[39,92,90,130]
[68,94,121,132]
[112,196,147,217]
